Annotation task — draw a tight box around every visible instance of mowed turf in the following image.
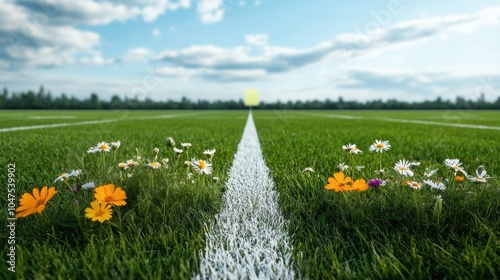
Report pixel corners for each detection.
[0,110,247,279]
[255,110,500,279]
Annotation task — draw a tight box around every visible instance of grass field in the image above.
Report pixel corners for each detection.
[1,109,499,279]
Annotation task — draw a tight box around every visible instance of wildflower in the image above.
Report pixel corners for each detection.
[81,182,96,190]
[410,162,421,167]
[325,171,353,191]
[15,186,57,218]
[54,173,69,183]
[173,147,183,155]
[444,159,467,176]
[356,165,365,171]
[191,159,212,175]
[161,158,169,168]
[203,149,216,159]
[187,172,193,179]
[69,185,80,193]
[435,195,443,202]
[181,143,192,150]
[369,140,391,153]
[342,143,362,154]
[376,168,385,174]
[87,142,111,153]
[302,167,315,173]
[111,141,121,150]
[85,201,112,223]
[166,137,175,147]
[337,162,349,171]
[213,177,219,182]
[118,162,128,170]
[148,162,161,169]
[152,147,160,155]
[455,175,464,181]
[394,159,414,177]
[468,166,491,183]
[367,178,385,189]
[184,160,191,168]
[127,174,133,178]
[351,179,369,192]
[69,169,82,177]
[94,184,127,206]
[424,180,446,190]
[424,168,438,177]
[126,159,139,168]
[407,181,422,189]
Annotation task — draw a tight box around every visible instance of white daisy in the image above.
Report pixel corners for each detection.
[181,143,192,150]
[118,162,128,170]
[407,181,422,189]
[394,159,414,177]
[191,158,212,175]
[203,149,216,159]
[148,162,161,169]
[166,137,175,147]
[337,162,349,171]
[126,159,139,168]
[444,159,467,176]
[173,147,183,155]
[81,182,96,190]
[468,166,491,183]
[68,169,82,177]
[94,142,111,152]
[301,167,315,173]
[111,141,121,150]
[369,140,391,153]
[184,160,191,168]
[54,173,69,183]
[410,162,421,167]
[424,180,446,190]
[161,158,169,166]
[356,165,365,171]
[152,147,160,155]
[424,168,439,177]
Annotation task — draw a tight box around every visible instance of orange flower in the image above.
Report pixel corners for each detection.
[94,184,127,206]
[15,186,57,218]
[454,175,464,182]
[85,201,113,223]
[325,171,353,192]
[351,179,369,192]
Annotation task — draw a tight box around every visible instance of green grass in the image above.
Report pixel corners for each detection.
[255,110,500,279]
[0,111,247,279]
[1,110,499,279]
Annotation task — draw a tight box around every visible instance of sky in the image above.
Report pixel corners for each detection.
[0,0,499,103]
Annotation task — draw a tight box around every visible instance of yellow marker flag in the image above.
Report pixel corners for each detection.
[244,89,259,106]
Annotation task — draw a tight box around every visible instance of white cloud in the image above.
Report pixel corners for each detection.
[123,47,153,62]
[80,53,115,66]
[152,28,161,38]
[245,34,268,46]
[197,0,225,24]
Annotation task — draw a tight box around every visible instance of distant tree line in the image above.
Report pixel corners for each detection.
[1,86,499,110]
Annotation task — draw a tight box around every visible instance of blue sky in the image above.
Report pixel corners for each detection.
[0,0,499,102]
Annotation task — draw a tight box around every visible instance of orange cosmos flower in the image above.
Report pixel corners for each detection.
[325,171,353,192]
[454,175,464,182]
[351,179,369,192]
[85,201,113,223]
[94,184,127,206]
[15,186,57,218]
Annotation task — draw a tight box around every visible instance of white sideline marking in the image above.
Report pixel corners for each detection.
[195,112,295,279]
[0,114,184,133]
[310,113,500,131]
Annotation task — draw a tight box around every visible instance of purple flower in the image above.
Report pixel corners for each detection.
[368,178,385,189]
[69,185,80,193]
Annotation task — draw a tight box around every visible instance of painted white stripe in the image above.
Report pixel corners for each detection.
[0,114,187,133]
[195,112,295,279]
[310,113,500,131]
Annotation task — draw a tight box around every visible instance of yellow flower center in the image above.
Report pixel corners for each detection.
[105,196,113,202]
[412,182,420,187]
[199,160,206,169]
[376,143,385,148]
[95,209,104,217]
[99,144,108,150]
[399,167,407,171]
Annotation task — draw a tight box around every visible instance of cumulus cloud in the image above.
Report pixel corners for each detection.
[245,34,268,46]
[154,7,500,82]
[123,47,153,62]
[197,0,225,24]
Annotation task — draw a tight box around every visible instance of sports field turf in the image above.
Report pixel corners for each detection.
[1,110,499,279]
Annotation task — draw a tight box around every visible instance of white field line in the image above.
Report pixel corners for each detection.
[310,113,500,131]
[0,114,188,133]
[195,112,295,280]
